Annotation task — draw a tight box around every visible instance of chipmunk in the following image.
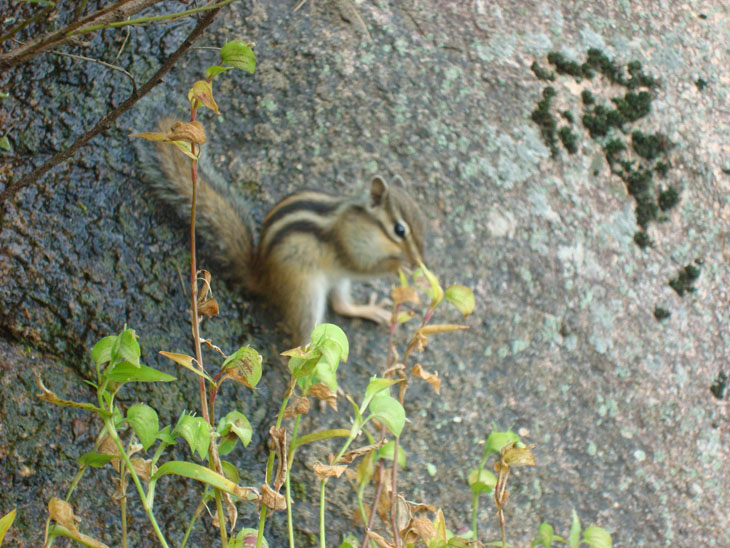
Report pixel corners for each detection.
[148,122,426,345]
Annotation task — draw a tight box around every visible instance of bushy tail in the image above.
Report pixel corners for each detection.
[140,120,254,288]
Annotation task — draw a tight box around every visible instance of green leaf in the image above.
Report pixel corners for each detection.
[483,429,520,460]
[413,263,444,308]
[127,404,159,451]
[205,65,233,80]
[377,440,406,468]
[468,468,497,495]
[339,534,360,548]
[220,40,256,73]
[311,323,349,362]
[446,537,472,547]
[313,360,338,393]
[46,524,110,548]
[220,460,240,484]
[317,338,345,371]
[174,414,211,459]
[288,355,319,380]
[231,528,267,548]
[0,136,12,153]
[221,346,263,389]
[445,284,475,316]
[531,522,554,547]
[103,362,176,383]
[78,452,116,468]
[0,508,16,545]
[117,329,140,366]
[91,336,117,365]
[582,526,612,548]
[568,510,581,548]
[112,406,124,428]
[362,377,400,412]
[217,410,253,455]
[369,392,405,437]
[291,429,351,450]
[157,425,176,445]
[152,461,259,500]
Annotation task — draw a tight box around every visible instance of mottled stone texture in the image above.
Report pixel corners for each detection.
[1,1,729,546]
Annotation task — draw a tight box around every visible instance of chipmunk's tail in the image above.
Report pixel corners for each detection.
[140,118,254,289]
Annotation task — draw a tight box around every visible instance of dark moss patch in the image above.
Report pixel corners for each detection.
[558,127,578,154]
[635,197,659,228]
[603,138,626,165]
[625,168,653,198]
[582,104,624,138]
[658,187,680,211]
[612,91,652,122]
[531,61,555,81]
[695,78,708,90]
[634,230,652,249]
[669,263,702,296]
[584,48,625,85]
[654,161,669,178]
[632,131,674,160]
[653,306,671,320]
[626,61,658,89]
[710,371,728,400]
[531,86,559,155]
[547,51,584,78]
[581,90,595,105]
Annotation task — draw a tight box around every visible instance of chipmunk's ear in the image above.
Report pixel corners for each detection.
[370,176,389,207]
[391,174,408,190]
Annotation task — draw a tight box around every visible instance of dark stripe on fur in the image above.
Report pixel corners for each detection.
[263,199,340,230]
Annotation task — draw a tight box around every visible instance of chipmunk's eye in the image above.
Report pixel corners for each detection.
[394,222,407,238]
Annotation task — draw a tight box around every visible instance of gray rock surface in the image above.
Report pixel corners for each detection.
[1,1,728,546]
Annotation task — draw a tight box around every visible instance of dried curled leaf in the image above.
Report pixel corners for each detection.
[168,121,207,145]
[283,397,310,419]
[48,498,80,535]
[337,439,386,465]
[260,484,287,511]
[269,426,287,491]
[130,458,154,482]
[391,285,420,306]
[367,530,396,548]
[401,517,437,545]
[313,462,347,480]
[418,324,470,336]
[98,435,121,472]
[188,80,220,114]
[411,364,441,394]
[198,296,219,318]
[501,442,537,467]
[309,383,337,411]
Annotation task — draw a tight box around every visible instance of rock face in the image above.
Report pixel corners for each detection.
[2,1,729,546]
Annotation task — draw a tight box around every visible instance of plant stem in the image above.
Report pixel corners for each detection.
[285,414,302,548]
[188,151,209,425]
[71,0,237,35]
[106,419,169,548]
[471,493,479,541]
[121,462,129,548]
[215,488,229,548]
[257,386,293,548]
[319,480,327,548]
[180,499,206,548]
[389,437,401,548]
